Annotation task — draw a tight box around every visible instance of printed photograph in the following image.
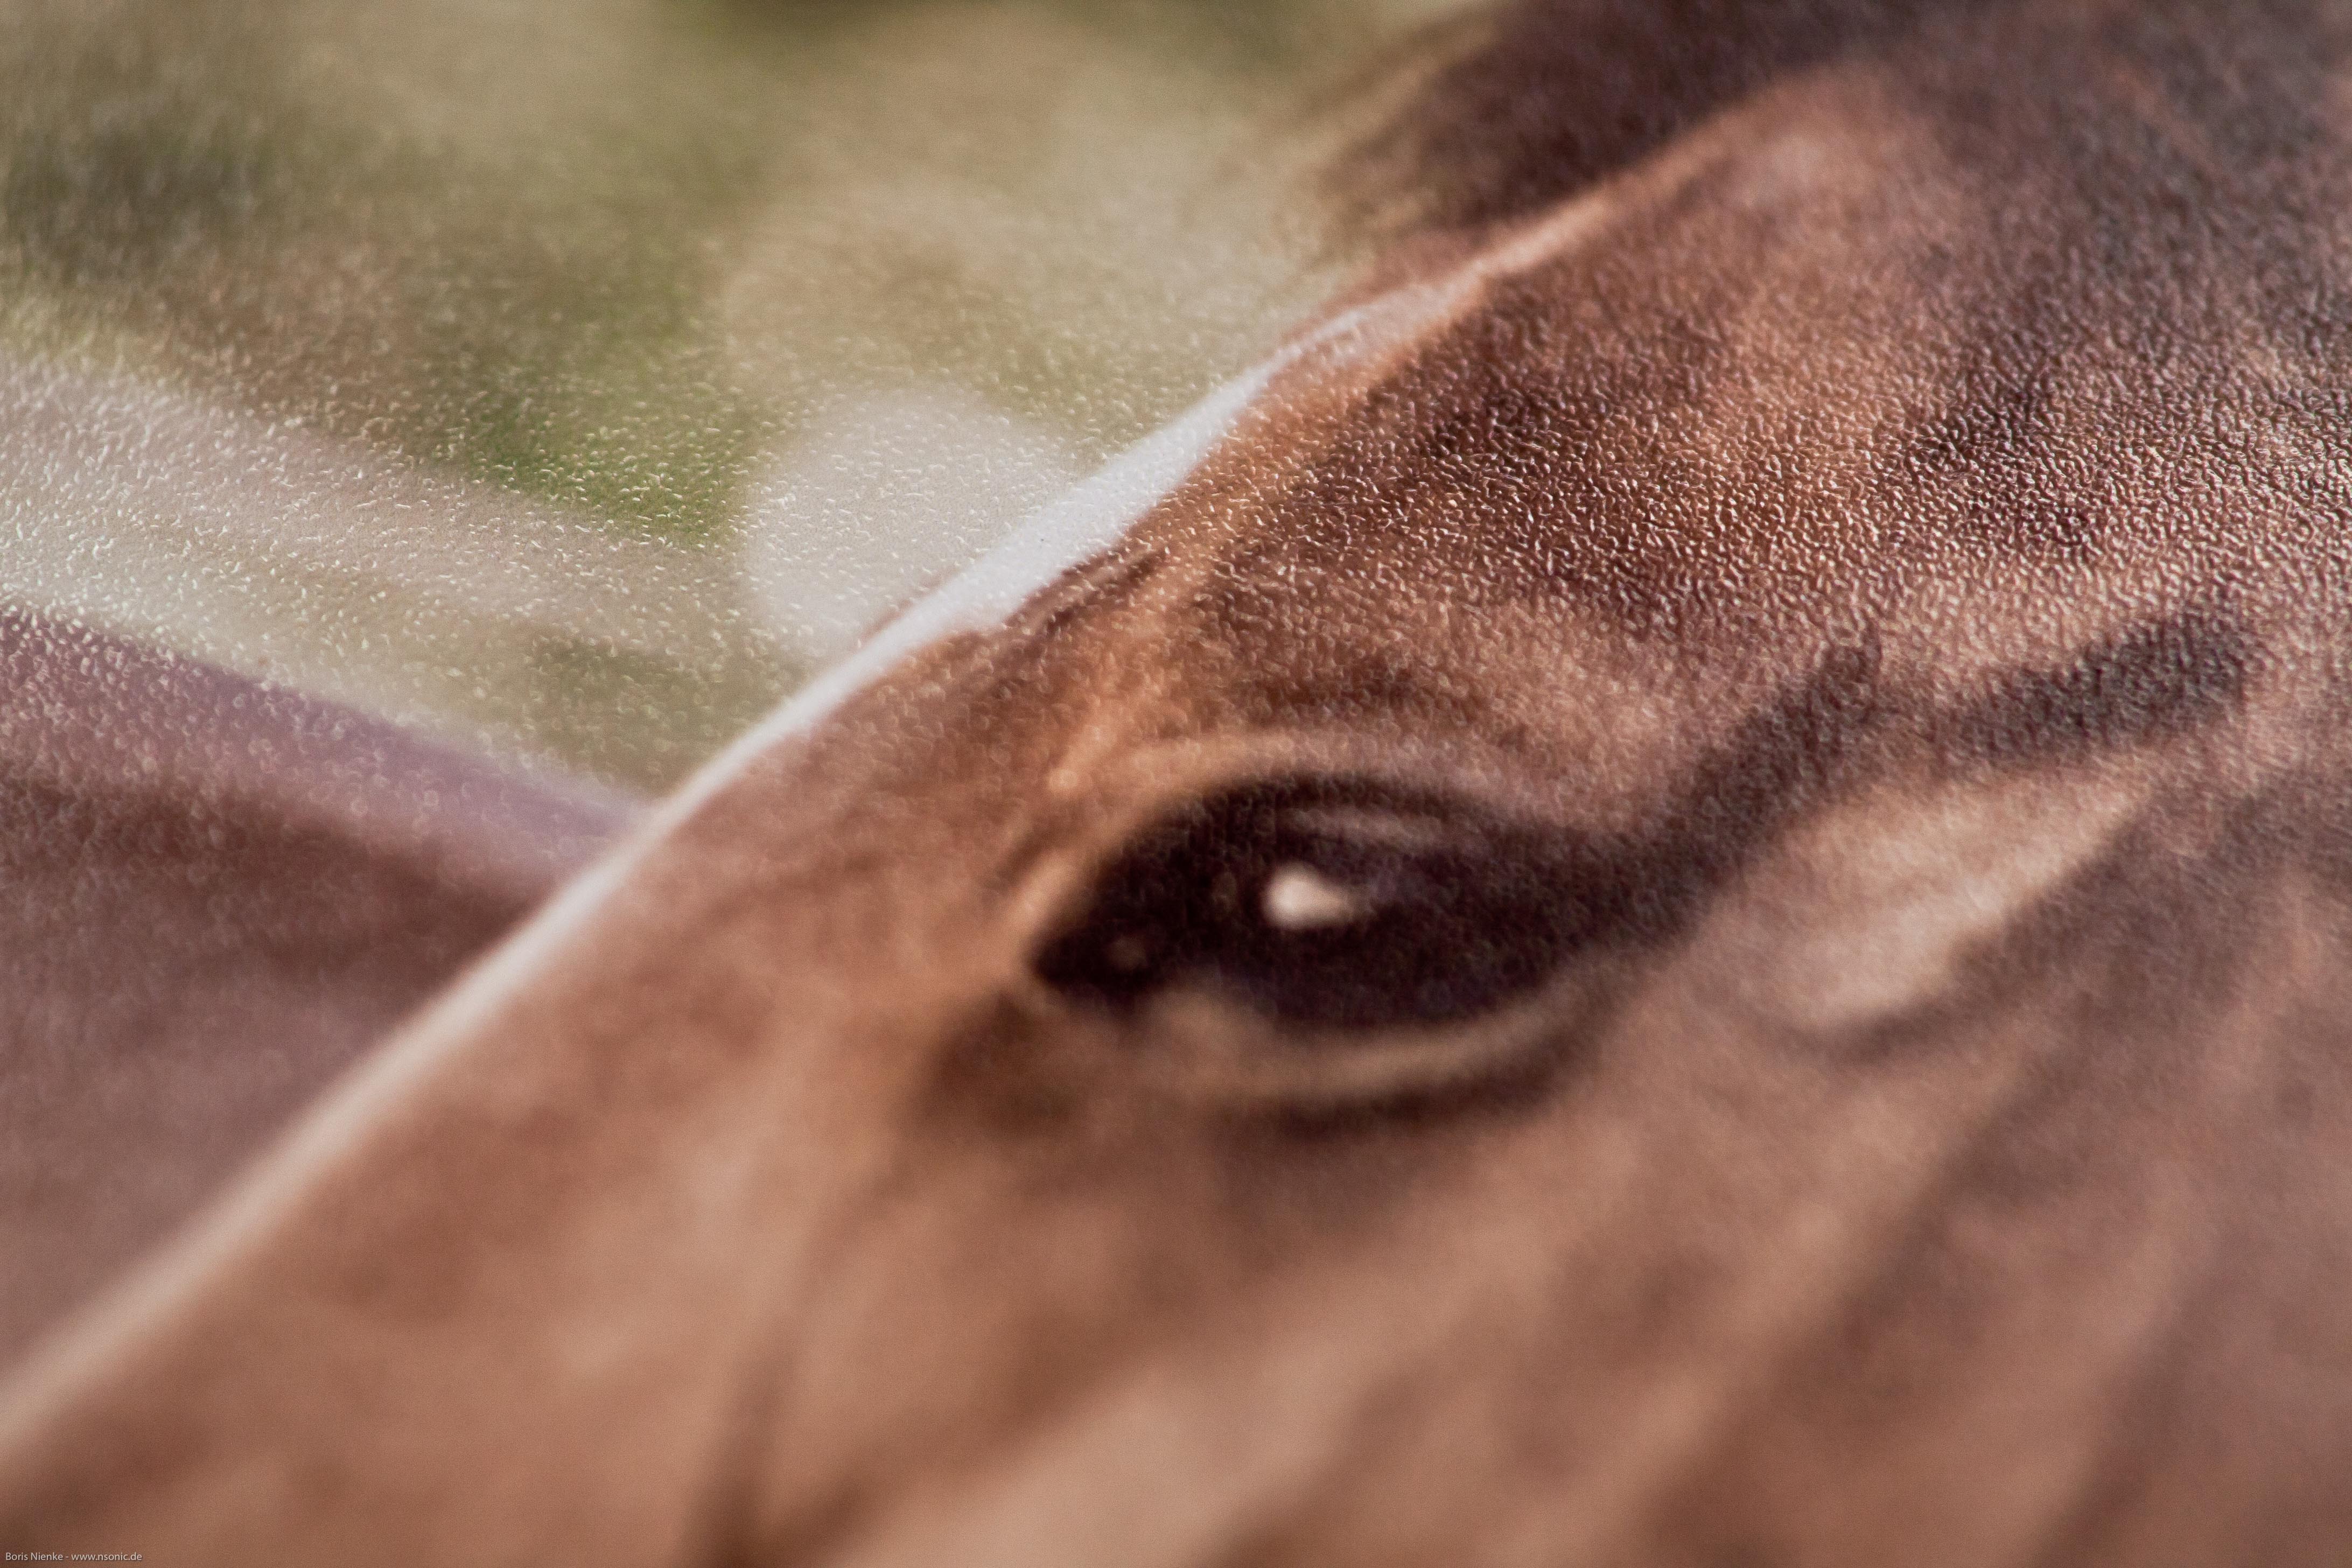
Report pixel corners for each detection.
[4,2,2349,1562]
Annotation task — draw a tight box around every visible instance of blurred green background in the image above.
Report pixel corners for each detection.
[0,0,1464,788]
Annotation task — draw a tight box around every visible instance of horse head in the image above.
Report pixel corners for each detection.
[6,2,2350,1562]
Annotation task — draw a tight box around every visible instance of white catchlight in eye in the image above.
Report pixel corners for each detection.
[1260,864,1374,932]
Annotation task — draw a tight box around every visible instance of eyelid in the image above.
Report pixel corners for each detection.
[1107,988,1587,1112]
[1278,803,1471,852]
[1051,731,1572,835]
[1004,734,1567,950]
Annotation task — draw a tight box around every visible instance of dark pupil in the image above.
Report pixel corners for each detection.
[1034,782,1635,1030]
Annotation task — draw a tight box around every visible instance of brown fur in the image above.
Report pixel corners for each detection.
[5,1,2352,1563]
[0,610,633,1368]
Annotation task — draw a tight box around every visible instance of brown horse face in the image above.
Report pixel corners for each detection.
[662,66,2352,1562]
[9,7,2352,1565]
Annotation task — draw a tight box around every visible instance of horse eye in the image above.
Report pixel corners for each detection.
[1034,780,1633,1030]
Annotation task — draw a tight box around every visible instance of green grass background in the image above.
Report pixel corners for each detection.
[0,0,1463,786]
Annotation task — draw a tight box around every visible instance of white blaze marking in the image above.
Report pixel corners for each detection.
[1261,864,1371,932]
